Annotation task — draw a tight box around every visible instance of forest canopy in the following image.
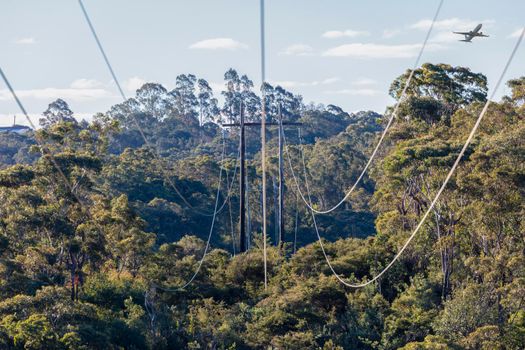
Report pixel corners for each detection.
[0,66,524,349]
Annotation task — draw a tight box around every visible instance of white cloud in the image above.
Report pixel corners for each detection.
[352,78,377,86]
[383,29,401,39]
[411,18,495,43]
[0,80,114,102]
[124,76,147,92]
[279,44,313,56]
[70,78,104,89]
[322,29,370,39]
[324,88,381,96]
[0,88,112,101]
[409,18,496,44]
[411,18,494,31]
[509,28,525,38]
[322,79,379,97]
[271,77,339,89]
[0,113,97,127]
[322,43,444,59]
[189,38,248,50]
[14,37,36,44]
[321,77,340,85]
[430,31,460,43]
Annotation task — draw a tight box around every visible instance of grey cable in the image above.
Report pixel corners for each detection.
[78,0,126,101]
[226,170,236,256]
[0,66,107,250]
[153,132,228,291]
[78,0,219,217]
[292,26,525,288]
[214,131,241,215]
[2,58,235,296]
[292,0,444,215]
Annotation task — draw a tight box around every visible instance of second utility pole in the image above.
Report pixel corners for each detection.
[239,103,246,252]
[222,106,301,252]
[277,104,284,246]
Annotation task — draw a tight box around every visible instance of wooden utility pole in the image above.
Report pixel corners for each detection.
[277,104,285,246]
[239,103,246,252]
[223,112,301,252]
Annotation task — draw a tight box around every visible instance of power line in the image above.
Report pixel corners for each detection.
[79,2,253,290]
[226,169,236,256]
[77,0,126,101]
[212,131,242,216]
[150,129,242,291]
[0,69,74,191]
[3,52,239,296]
[153,131,228,292]
[291,0,444,215]
[78,0,219,217]
[214,150,239,216]
[292,26,525,289]
[0,66,109,274]
[0,65,233,292]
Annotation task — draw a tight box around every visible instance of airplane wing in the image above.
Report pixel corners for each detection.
[454,25,488,41]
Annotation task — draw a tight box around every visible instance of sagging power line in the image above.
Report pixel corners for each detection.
[0,66,110,300]
[6,0,520,298]
[284,26,524,289]
[78,0,220,217]
[290,0,445,216]
[153,131,229,292]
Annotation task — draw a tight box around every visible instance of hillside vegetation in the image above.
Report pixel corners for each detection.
[0,65,523,349]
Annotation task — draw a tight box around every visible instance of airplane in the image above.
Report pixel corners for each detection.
[453,23,489,42]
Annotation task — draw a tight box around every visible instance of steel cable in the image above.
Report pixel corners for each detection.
[291,0,444,215]
[78,0,221,217]
[287,27,524,288]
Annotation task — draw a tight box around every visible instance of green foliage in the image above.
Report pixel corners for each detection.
[0,131,36,167]
[389,63,487,107]
[398,335,456,350]
[0,164,35,187]
[381,277,441,349]
[433,284,499,341]
[2,313,58,349]
[506,76,525,104]
[390,63,487,124]
[0,64,523,348]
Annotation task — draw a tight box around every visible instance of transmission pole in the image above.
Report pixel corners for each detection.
[222,114,301,253]
[278,104,285,246]
[239,102,246,252]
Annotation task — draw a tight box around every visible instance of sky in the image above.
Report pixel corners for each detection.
[1,0,524,126]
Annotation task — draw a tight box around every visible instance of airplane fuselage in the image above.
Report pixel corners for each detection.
[473,23,482,33]
[453,23,489,42]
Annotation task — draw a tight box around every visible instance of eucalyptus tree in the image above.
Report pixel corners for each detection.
[39,99,77,128]
[197,78,220,125]
[390,63,488,123]
[173,74,198,119]
[221,68,242,124]
[136,83,174,121]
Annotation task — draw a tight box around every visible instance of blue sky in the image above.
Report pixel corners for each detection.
[1,0,524,126]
